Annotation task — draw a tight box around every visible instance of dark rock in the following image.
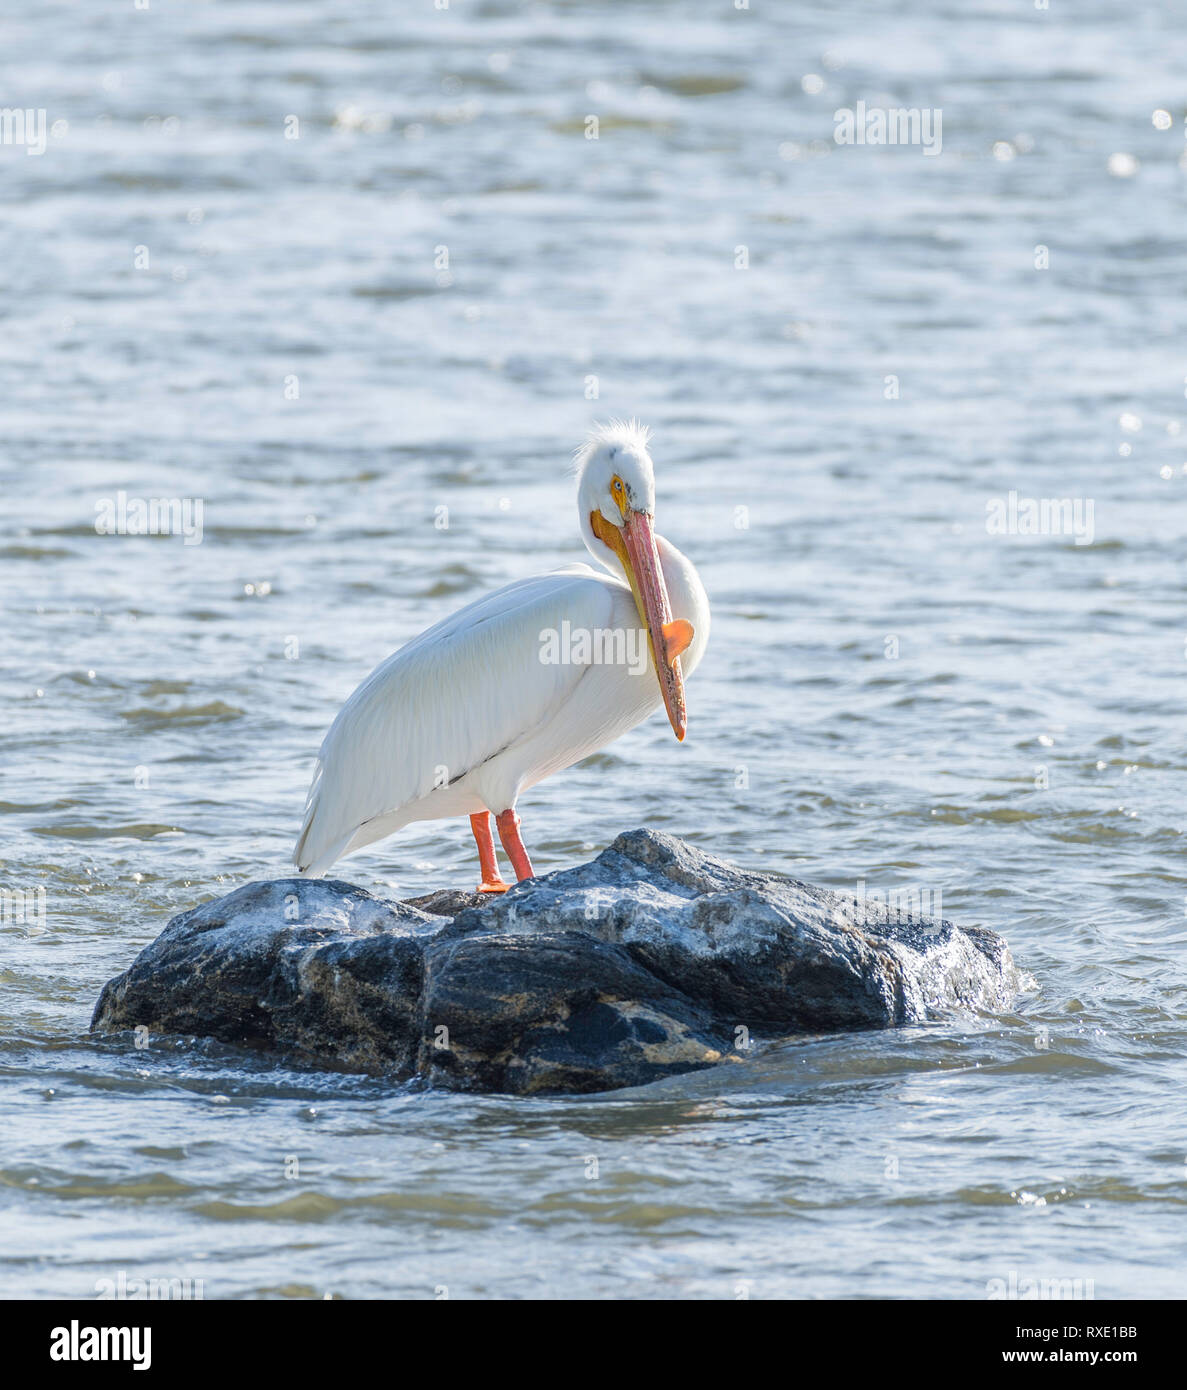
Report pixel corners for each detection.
[406,888,494,917]
[91,829,1025,1095]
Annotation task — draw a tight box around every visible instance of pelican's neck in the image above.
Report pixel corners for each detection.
[580,508,625,582]
[654,533,710,678]
[581,513,710,678]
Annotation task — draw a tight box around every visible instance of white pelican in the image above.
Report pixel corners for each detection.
[294,421,710,891]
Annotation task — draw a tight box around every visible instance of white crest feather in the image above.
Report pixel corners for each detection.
[573,418,653,473]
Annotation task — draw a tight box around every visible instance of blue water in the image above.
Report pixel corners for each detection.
[2,0,1185,1298]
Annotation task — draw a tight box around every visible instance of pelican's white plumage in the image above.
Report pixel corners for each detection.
[294,421,709,885]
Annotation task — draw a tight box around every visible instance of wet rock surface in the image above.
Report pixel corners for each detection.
[92,829,1024,1095]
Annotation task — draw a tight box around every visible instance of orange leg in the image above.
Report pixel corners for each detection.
[469,812,508,894]
[495,808,535,883]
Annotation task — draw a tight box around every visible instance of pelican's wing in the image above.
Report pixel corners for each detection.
[294,565,615,874]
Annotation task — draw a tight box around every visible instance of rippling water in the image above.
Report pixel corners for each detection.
[3,0,1186,1299]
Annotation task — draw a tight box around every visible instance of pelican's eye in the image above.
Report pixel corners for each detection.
[610,474,627,514]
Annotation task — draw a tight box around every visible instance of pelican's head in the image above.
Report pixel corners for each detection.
[576,420,692,740]
[577,419,657,524]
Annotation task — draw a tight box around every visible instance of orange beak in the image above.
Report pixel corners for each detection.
[619,509,691,741]
[589,504,694,740]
